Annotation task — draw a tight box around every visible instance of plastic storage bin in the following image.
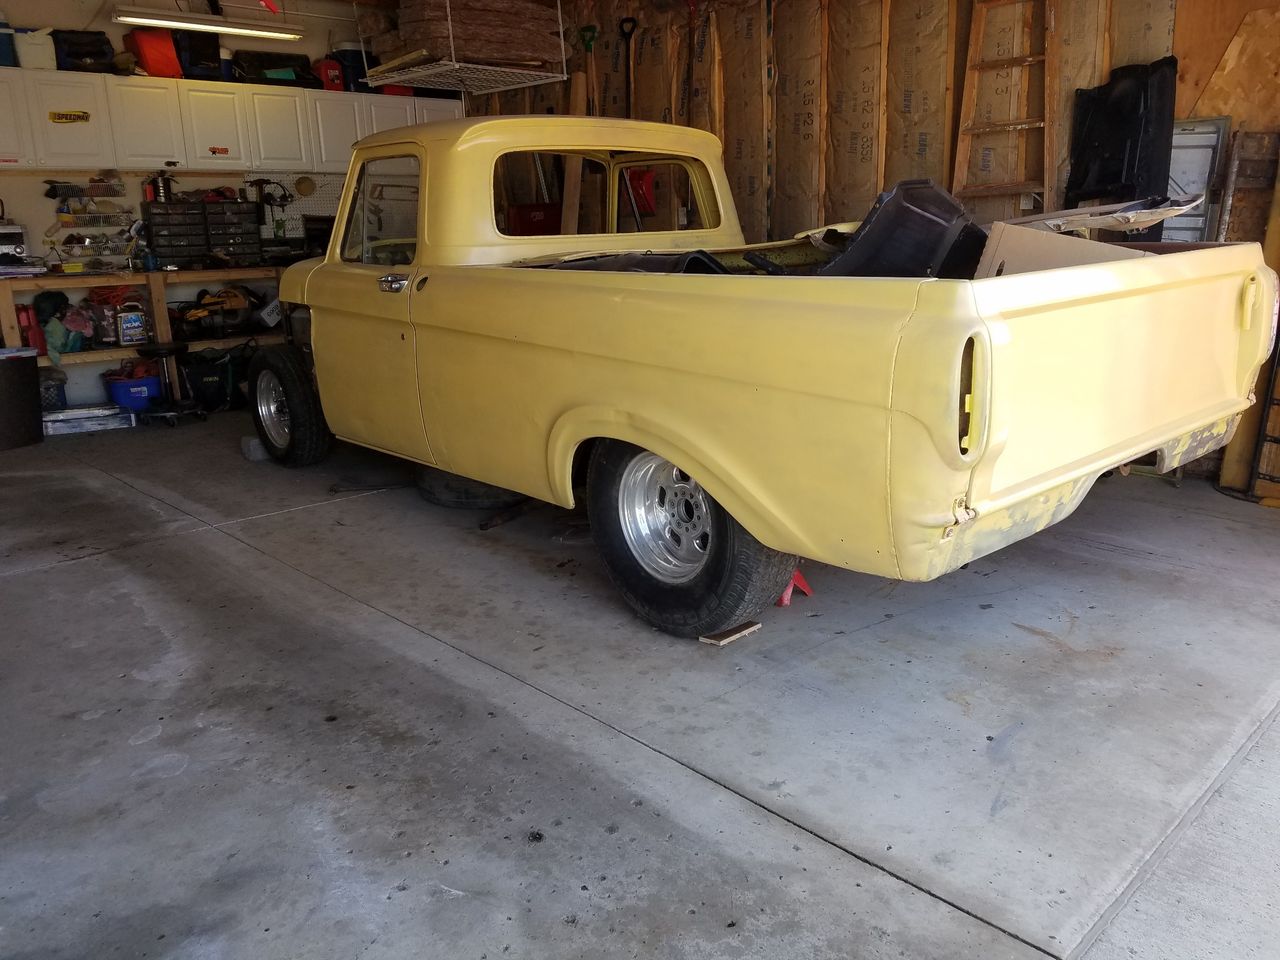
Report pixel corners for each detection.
[331,43,377,92]
[14,27,56,69]
[104,375,162,411]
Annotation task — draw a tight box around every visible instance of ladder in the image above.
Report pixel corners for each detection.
[952,0,1057,211]
[1249,353,1280,498]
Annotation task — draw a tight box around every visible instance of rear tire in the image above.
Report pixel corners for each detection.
[588,440,797,638]
[250,346,331,467]
[415,465,527,510]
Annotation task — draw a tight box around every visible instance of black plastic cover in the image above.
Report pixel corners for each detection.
[817,180,988,279]
[1064,56,1178,240]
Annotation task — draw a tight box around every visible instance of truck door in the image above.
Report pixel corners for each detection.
[305,148,434,463]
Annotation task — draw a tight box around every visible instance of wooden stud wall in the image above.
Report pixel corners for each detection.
[460,0,1280,240]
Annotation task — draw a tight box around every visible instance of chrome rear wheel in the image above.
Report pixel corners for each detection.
[588,440,799,638]
[617,452,713,584]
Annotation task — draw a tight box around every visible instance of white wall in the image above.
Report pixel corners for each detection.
[4,0,363,63]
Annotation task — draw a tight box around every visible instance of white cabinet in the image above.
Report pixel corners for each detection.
[307,90,365,174]
[244,85,313,171]
[106,76,187,168]
[364,95,417,135]
[306,93,459,175]
[26,72,116,168]
[178,81,251,170]
[415,98,463,124]
[3,69,463,173]
[0,68,34,167]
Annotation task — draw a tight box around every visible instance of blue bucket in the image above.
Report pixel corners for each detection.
[105,375,162,411]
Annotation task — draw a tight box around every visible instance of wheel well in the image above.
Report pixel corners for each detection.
[570,437,600,498]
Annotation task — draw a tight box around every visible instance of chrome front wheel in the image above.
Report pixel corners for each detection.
[255,368,291,450]
[617,451,713,584]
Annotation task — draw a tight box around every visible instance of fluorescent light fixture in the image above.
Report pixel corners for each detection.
[112,5,306,40]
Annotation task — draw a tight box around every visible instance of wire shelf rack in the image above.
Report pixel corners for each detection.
[47,182,128,199]
[366,57,566,95]
[58,241,134,258]
[57,213,135,228]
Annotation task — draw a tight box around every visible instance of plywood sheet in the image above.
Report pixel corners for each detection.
[885,0,955,186]
[1173,0,1263,118]
[716,0,771,242]
[771,0,825,239]
[1193,9,1280,132]
[1109,0,1175,68]
[823,0,885,224]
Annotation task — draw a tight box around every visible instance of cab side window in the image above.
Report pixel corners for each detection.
[341,156,421,266]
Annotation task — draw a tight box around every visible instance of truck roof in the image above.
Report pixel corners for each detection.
[342,114,744,265]
[355,114,728,155]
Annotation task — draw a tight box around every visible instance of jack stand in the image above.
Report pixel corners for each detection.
[776,569,813,607]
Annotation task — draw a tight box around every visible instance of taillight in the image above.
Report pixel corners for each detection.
[958,336,975,455]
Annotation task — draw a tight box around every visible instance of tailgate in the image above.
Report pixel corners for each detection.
[966,243,1277,510]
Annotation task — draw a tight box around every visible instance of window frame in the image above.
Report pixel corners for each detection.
[489,148,725,240]
[336,149,426,267]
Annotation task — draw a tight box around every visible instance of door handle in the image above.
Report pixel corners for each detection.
[378,273,409,293]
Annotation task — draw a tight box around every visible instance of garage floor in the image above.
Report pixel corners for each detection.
[3,413,1278,960]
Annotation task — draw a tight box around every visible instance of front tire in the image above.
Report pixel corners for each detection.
[588,441,797,638]
[250,346,331,467]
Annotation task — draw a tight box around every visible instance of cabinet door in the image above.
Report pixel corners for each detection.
[106,76,187,169]
[0,68,34,167]
[364,95,417,135]
[178,82,251,170]
[245,85,313,171]
[306,90,365,174]
[26,72,116,168]
[414,98,463,124]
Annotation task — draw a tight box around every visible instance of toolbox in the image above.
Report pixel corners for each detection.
[144,201,209,270]
[42,404,137,436]
[144,200,262,269]
[203,201,261,266]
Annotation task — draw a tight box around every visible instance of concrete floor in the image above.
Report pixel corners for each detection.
[2,412,1278,960]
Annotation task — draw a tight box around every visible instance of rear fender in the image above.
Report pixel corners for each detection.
[546,407,815,559]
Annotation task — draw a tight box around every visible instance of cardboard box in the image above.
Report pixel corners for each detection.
[974,222,1152,279]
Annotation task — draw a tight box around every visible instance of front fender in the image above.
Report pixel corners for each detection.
[279,257,324,305]
[545,406,821,560]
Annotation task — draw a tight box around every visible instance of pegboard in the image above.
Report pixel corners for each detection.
[239,173,347,239]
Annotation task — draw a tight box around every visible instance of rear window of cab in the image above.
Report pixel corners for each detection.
[493,150,722,238]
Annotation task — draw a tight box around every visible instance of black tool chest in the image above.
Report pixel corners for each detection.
[143,201,262,269]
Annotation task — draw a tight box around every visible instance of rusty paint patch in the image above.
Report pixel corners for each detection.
[1154,414,1240,472]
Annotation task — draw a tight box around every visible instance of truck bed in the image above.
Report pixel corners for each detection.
[406,231,1275,581]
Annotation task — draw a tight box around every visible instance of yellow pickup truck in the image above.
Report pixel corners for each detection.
[257,116,1277,637]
